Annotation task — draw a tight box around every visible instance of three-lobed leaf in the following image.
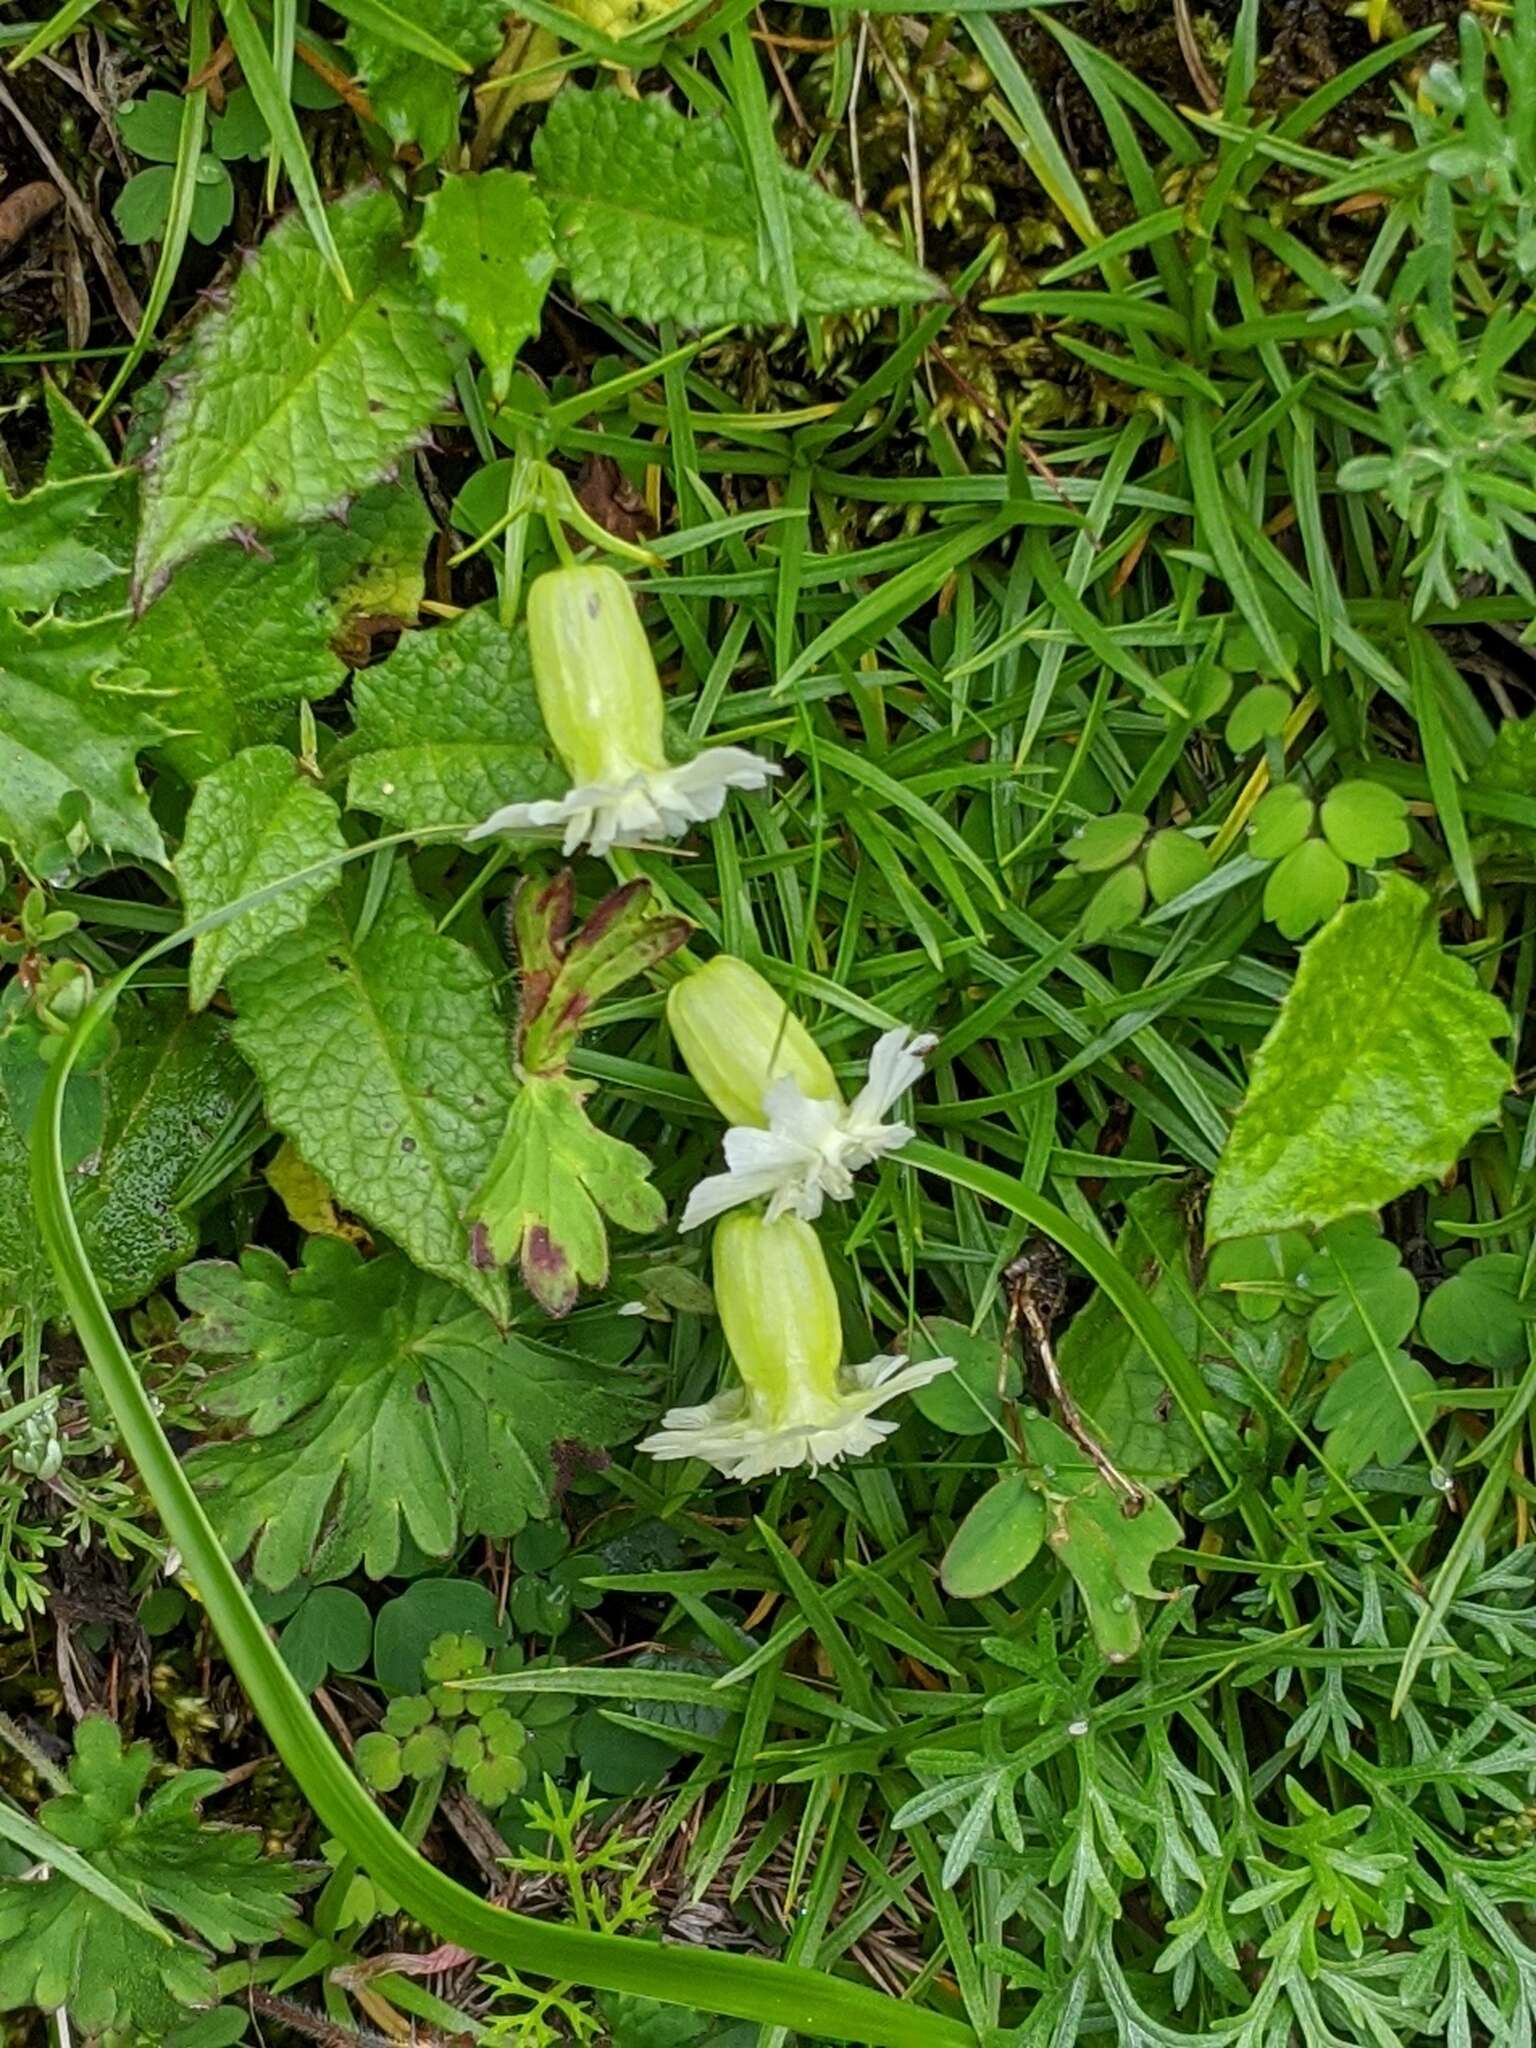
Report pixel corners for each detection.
[182,1238,646,1584]
[134,188,459,602]
[176,745,346,1010]
[227,868,514,1321]
[531,88,937,328]
[471,1074,666,1316]
[1208,878,1511,1241]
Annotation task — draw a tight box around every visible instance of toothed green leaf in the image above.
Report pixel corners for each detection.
[181,1237,643,1584]
[1208,878,1512,1241]
[134,188,459,601]
[344,606,559,830]
[176,745,346,1010]
[73,994,250,1309]
[226,870,514,1321]
[470,1074,667,1317]
[127,539,345,782]
[0,1718,304,2033]
[415,171,556,404]
[532,88,938,328]
[0,615,164,875]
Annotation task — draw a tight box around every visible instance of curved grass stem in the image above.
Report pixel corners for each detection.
[29,836,975,2048]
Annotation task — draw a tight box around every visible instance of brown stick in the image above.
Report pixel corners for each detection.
[0,74,143,331]
[0,179,60,257]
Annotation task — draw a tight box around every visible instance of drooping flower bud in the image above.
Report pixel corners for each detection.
[469,566,778,857]
[526,564,668,789]
[637,1210,955,1481]
[712,1210,843,1429]
[670,957,937,1234]
[666,955,839,1129]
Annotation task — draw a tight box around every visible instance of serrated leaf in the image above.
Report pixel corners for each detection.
[0,612,162,875]
[73,994,250,1309]
[43,380,116,484]
[127,534,346,783]
[531,88,937,329]
[346,0,506,159]
[471,1074,666,1316]
[134,188,459,602]
[941,1472,1046,1599]
[0,1717,304,2033]
[177,747,345,1009]
[182,1238,643,1584]
[344,606,559,829]
[227,870,514,1320]
[415,171,555,404]
[310,477,433,649]
[0,473,121,611]
[1208,878,1512,1241]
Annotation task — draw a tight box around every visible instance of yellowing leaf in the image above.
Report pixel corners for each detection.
[263,1140,372,1247]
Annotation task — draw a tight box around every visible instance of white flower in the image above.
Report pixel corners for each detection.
[636,1210,955,1481]
[466,565,777,855]
[639,1351,956,1481]
[680,1026,937,1232]
[468,748,777,859]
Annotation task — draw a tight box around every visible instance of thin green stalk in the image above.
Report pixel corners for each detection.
[28,840,974,2048]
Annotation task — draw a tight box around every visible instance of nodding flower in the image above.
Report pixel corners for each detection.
[667,955,936,1232]
[637,1210,955,1481]
[469,565,778,856]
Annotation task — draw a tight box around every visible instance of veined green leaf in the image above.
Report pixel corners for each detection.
[134,189,458,602]
[176,745,346,1010]
[531,87,936,327]
[227,869,514,1322]
[1208,878,1511,1241]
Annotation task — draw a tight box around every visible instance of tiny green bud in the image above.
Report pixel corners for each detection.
[527,564,667,788]
[667,956,841,1127]
[712,1210,843,1430]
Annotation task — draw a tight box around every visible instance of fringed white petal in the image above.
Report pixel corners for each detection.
[637,1352,957,1481]
[467,748,779,856]
[678,1028,936,1230]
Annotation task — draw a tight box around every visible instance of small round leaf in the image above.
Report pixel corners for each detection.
[941,1472,1047,1599]
[1248,783,1314,862]
[1319,779,1410,868]
[1144,828,1212,906]
[1263,838,1348,939]
[1066,811,1148,873]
